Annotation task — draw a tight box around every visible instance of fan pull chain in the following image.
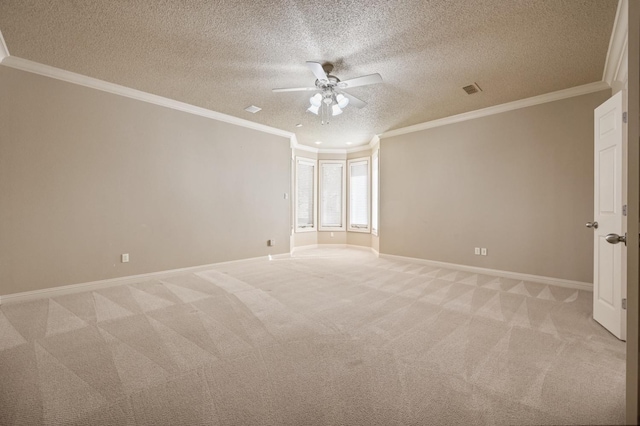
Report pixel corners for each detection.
[322,101,329,125]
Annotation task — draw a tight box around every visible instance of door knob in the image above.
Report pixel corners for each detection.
[605,233,627,246]
[586,221,598,229]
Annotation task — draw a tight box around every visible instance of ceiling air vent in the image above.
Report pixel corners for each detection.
[462,83,482,95]
[244,105,262,113]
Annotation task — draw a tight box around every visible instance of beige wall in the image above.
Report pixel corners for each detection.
[371,235,380,253]
[380,90,610,283]
[347,232,371,247]
[347,148,371,159]
[294,149,317,159]
[318,152,346,160]
[0,67,291,295]
[318,232,347,244]
[293,231,318,247]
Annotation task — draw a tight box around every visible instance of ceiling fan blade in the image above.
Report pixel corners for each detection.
[306,61,328,82]
[337,73,383,89]
[338,90,367,109]
[272,87,320,93]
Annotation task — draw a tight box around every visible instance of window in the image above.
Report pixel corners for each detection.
[371,150,379,235]
[319,160,346,231]
[348,157,370,232]
[295,157,316,232]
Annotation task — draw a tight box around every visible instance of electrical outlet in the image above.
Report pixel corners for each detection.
[330,232,334,237]
[474,247,480,255]
[267,239,275,247]
[121,253,129,263]
[481,248,487,256]
[284,193,288,200]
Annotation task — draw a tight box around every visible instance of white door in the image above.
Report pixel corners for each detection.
[592,90,625,341]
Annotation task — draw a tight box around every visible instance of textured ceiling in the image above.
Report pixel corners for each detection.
[0,0,618,148]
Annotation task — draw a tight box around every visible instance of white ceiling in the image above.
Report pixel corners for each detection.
[0,1,618,148]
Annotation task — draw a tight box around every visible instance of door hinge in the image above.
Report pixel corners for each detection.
[622,298,627,310]
[623,112,628,123]
[623,205,627,216]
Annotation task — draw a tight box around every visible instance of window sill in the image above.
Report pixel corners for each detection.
[348,227,371,233]
[296,227,317,233]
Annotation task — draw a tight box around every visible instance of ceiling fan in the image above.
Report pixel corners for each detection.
[272,61,383,123]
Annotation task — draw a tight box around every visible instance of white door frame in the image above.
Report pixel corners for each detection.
[625,0,639,422]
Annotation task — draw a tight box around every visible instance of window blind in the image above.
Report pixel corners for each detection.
[296,161,314,228]
[371,152,379,233]
[321,163,343,227]
[349,160,369,228]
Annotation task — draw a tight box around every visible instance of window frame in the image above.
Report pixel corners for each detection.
[347,156,371,233]
[318,159,347,232]
[371,149,379,236]
[294,156,317,233]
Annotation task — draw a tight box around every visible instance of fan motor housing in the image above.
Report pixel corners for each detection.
[315,75,340,89]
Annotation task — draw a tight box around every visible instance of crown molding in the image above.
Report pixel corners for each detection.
[292,143,319,153]
[345,145,371,154]
[321,149,348,154]
[1,55,294,139]
[603,0,628,86]
[368,135,380,149]
[2,15,617,150]
[290,138,372,154]
[379,80,610,140]
[289,134,299,149]
[616,37,628,84]
[291,144,372,155]
[0,30,9,62]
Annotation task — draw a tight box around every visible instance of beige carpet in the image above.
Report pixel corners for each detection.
[0,247,626,425]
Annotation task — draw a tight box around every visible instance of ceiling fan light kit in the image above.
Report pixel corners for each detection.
[336,94,349,108]
[310,93,322,107]
[308,91,347,121]
[273,61,383,125]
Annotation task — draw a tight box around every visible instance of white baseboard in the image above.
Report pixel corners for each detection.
[379,253,592,291]
[0,253,288,305]
[291,244,321,253]
[291,243,377,256]
[2,247,588,304]
[347,244,378,255]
